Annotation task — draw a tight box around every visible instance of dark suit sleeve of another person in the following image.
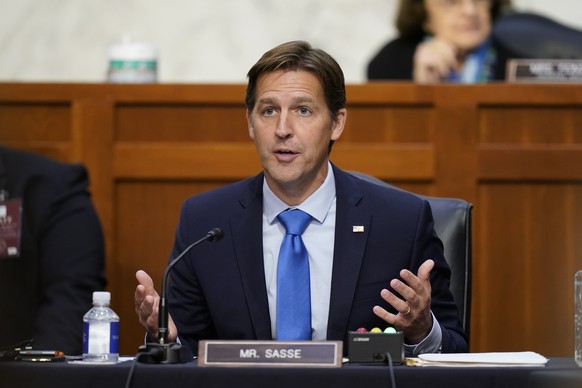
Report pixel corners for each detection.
[35,162,106,354]
[367,36,420,80]
[0,148,106,355]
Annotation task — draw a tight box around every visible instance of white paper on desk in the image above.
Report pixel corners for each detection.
[415,351,548,367]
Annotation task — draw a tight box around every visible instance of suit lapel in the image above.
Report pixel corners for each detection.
[229,174,273,339]
[327,167,372,339]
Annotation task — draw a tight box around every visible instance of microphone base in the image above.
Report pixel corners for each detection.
[138,342,194,364]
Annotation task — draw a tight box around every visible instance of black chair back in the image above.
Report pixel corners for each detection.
[493,12,582,59]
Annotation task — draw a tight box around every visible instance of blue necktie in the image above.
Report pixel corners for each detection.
[276,209,312,340]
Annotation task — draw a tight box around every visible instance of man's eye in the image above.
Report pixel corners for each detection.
[263,108,275,116]
[298,107,311,115]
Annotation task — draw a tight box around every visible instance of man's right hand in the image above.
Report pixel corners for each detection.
[134,270,178,342]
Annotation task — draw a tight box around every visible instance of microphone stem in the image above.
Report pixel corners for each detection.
[158,232,214,344]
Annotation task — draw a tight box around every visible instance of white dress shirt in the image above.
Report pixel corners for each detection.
[262,163,336,341]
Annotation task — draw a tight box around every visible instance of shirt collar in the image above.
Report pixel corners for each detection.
[263,161,336,225]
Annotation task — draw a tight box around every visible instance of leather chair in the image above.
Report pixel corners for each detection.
[349,172,473,340]
[493,12,582,59]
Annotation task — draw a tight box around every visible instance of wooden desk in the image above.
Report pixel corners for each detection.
[1,82,581,356]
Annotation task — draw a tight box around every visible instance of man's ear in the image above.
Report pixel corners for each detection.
[330,108,347,141]
[246,109,255,139]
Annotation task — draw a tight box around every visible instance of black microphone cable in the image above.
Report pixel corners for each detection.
[124,348,164,388]
[385,352,398,388]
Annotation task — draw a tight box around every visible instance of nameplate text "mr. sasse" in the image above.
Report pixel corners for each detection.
[198,340,343,368]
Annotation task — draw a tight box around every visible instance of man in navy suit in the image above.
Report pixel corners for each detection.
[135,40,468,356]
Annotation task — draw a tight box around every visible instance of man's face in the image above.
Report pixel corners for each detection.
[246,69,346,205]
[424,0,492,53]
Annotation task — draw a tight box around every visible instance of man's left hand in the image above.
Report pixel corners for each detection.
[372,259,434,344]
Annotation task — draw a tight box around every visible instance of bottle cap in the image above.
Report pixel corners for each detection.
[108,40,158,62]
[93,291,111,304]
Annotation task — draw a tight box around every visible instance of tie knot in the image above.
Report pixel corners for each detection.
[278,209,311,236]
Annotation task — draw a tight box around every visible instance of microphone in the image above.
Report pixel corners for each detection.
[138,227,224,364]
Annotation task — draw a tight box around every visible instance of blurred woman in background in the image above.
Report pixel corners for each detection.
[368,0,513,83]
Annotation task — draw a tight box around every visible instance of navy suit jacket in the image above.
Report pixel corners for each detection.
[167,165,468,354]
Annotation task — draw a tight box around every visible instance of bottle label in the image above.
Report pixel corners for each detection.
[83,321,119,355]
[107,60,157,83]
[109,59,157,70]
[110,321,119,353]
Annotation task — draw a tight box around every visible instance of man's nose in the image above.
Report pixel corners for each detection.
[275,112,293,138]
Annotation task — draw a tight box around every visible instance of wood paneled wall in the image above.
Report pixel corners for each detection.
[1,83,581,357]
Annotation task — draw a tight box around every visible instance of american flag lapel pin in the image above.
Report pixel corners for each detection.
[353,226,364,233]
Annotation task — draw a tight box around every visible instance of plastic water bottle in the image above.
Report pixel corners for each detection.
[107,35,158,83]
[576,271,582,367]
[83,291,119,362]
